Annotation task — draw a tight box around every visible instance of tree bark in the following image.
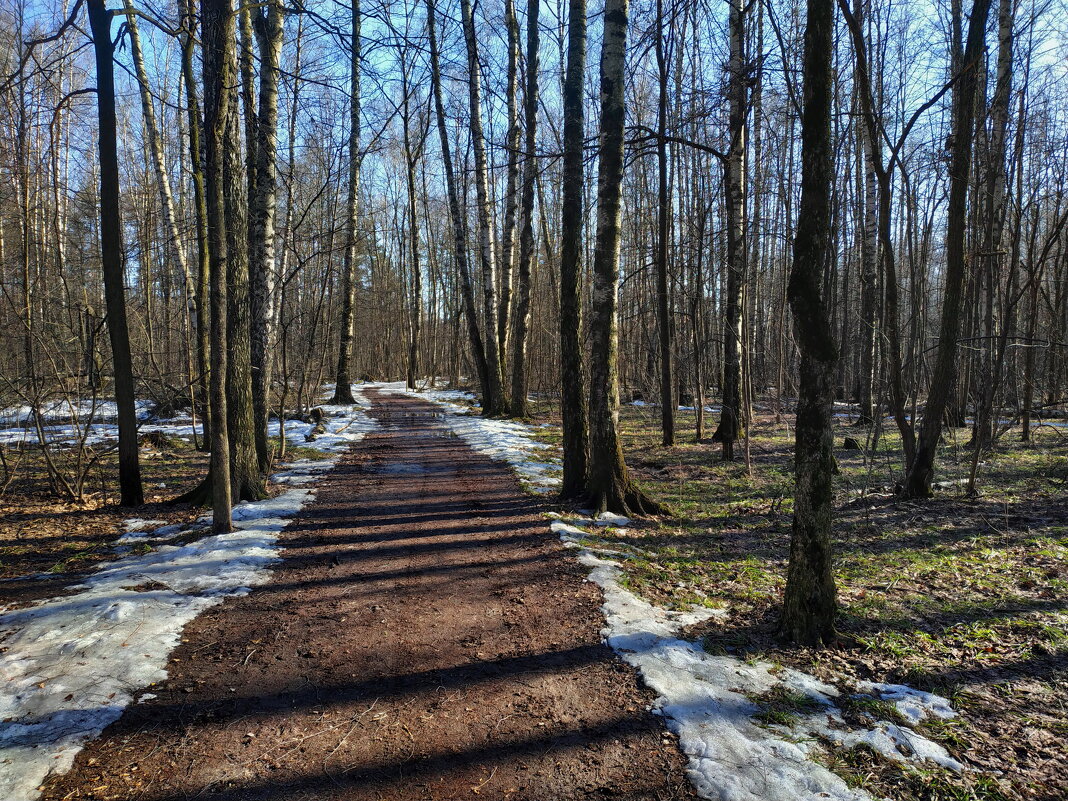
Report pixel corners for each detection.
[904,0,992,498]
[249,0,284,470]
[558,0,590,497]
[509,0,540,417]
[654,0,674,446]
[780,0,838,646]
[711,0,746,459]
[426,0,490,398]
[223,60,266,502]
[461,0,508,415]
[331,0,361,405]
[498,0,521,362]
[586,0,664,515]
[179,0,211,450]
[88,0,143,507]
[201,0,233,532]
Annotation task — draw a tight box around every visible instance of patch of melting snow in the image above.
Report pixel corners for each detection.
[0,387,377,801]
[559,520,966,800]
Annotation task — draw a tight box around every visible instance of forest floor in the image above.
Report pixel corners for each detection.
[522,398,1068,801]
[10,389,695,801]
[1,387,1065,800]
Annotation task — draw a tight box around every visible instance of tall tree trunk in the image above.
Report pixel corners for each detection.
[509,0,540,417]
[179,0,211,450]
[249,0,284,470]
[202,0,233,532]
[558,0,590,497]
[498,0,521,361]
[855,0,878,426]
[712,0,746,459]
[780,0,838,646]
[969,0,1013,468]
[586,0,663,515]
[904,0,992,498]
[331,0,360,404]
[88,0,143,507]
[654,0,674,445]
[426,0,489,397]
[223,43,265,501]
[460,0,508,415]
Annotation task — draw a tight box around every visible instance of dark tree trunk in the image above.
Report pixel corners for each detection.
[88,0,143,507]
[426,0,490,398]
[558,0,590,498]
[904,0,992,498]
[461,0,509,415]
[780,0,838,646]
[224,55,266,502]
[202,0,233,532]
[711,0,747,460]
[179,0,211,450]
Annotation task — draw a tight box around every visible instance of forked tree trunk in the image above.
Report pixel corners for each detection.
[460,0,508,415]
[558,0,590,497]
[904,0,992,498]
[201,0,233,532]
[509,0,540,417]
[331,0,361,405]
[586,0,664,515]
[426,0,490,398]
[88,0,143,507]
[780,0,838,646]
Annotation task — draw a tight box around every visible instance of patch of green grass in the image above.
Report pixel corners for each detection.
[818,741,1012,801]
[747,686,825,728]
[838,693,908,727]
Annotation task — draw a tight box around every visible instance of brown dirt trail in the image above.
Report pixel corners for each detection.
[42,389,696,801]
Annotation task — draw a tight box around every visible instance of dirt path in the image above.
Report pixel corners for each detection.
[42,390,696,801]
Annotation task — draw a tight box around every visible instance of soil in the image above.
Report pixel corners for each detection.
[40,389,696,801]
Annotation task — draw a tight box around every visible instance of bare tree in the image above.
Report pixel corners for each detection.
[202,0,234,532]
[88,0,143,506]
[331,0,361,404]
[558,0,589,497]
[586,0,663,515]
[780,0,838,645]
[904,0,993,498]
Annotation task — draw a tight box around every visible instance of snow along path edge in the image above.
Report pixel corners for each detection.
[0,391,378,801]
[555,517,965,801]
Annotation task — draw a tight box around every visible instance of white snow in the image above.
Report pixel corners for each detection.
[0,387,377,801]
[561,524,967,800]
